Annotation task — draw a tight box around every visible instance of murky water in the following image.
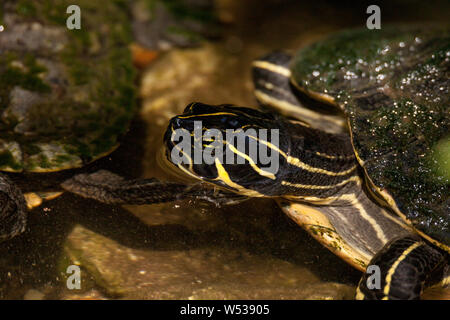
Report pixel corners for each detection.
[0,0,448,300]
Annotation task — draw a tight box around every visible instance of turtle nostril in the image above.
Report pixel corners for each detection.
[171,117,193,131]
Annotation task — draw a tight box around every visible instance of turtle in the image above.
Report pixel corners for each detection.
[0,0,222,243]
[62,25,449,300]
[0,1,136,241]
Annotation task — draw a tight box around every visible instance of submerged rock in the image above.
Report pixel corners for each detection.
[63,224,356,299]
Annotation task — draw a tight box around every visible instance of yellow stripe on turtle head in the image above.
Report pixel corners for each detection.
[214,158,265,197]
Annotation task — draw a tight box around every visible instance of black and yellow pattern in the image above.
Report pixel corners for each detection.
[164,103,413,270]
[356,236,447,300]
[252,52,346,134]
[62,99,449,299]
[164,103,357,198]
[61,26,450,300]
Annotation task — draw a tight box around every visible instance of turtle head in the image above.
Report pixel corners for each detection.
[164,103,289,196]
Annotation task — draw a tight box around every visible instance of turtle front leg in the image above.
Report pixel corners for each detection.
[356,236,448,300]
[0,174,27,241]
[61,170,247,206]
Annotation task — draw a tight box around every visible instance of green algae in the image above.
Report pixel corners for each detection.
[291,25,450,246]
[0,54,51,111]
[432,137,450,181]
[0,150,22,171]
[0,0,136,171]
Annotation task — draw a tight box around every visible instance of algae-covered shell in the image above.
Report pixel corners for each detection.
[0,0,135,172]
[291,25,450,249]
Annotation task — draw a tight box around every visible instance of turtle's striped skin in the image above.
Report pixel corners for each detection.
[164,102,414,272]
[62,26,450,300]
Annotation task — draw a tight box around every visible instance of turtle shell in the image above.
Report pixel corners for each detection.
[290,25,450,249]
[0,0,135,172]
